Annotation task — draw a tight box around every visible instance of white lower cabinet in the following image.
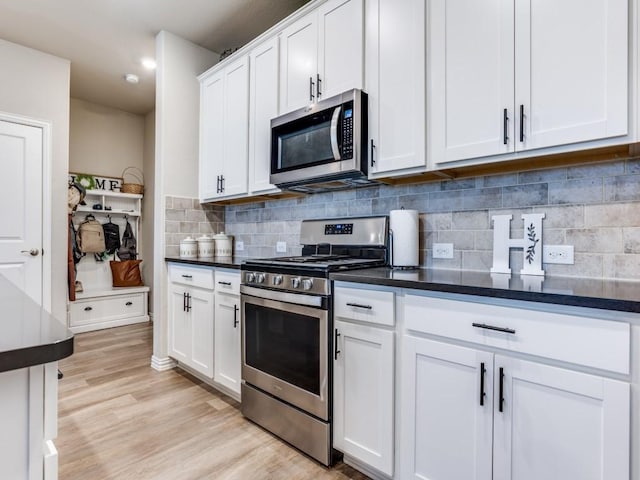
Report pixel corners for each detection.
[168,283,214,378]
[401,336,630,480]
[333,284,395,477]
[168,264,214,379]
[168,263,242,398]
[400,337,493,480]
[214,290,241,395]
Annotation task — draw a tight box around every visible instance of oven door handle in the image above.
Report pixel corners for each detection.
[330,106,342,161]
[241,284,324,308]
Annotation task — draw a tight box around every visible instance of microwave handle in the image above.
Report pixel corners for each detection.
[330,106,342,160]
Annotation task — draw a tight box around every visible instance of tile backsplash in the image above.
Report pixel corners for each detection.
[164,196,224,257]
[223,158,640,280]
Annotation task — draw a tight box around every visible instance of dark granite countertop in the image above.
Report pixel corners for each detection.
[331,268,640,314]
[165,256,248,269]
[0,275,74,373]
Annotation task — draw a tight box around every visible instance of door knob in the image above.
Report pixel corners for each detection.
[21,249,39,256]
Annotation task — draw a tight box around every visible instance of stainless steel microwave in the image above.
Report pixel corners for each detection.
[270,89,374,193]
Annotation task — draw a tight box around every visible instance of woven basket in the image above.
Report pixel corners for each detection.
[121,167,144,194]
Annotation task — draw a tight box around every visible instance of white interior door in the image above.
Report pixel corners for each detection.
[0,119,43,304]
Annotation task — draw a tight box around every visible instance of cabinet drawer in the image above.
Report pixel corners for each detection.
[168,263,214,290]
[215,269,240,295]
[334,285,395,326]
[70,293,145,327]
[404,294,630,374]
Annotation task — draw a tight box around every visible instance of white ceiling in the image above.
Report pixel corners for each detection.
[0,0,310,115]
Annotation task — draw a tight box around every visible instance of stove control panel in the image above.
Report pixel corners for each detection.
[242,271,329,296]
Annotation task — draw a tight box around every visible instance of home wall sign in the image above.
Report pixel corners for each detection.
[491,213,545,276]
[69,173,122,192]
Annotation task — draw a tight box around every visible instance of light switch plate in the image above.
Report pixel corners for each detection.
[433,243,454,259]
[235,241,244,252]
[543,245,574,264]
[276,241,287,253]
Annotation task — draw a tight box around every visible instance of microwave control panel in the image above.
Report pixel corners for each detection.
[342,102,354,159]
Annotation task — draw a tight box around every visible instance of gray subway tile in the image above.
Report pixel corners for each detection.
[440,178,477,191]
[518,168,566,184]
[165,221,181,234]
[462,251,493,271]
[397,193,429,212]
[452,210,490,230]
[424,212,452,231]
[482,173,519,188]
[236,209,262,222]
[502,184,548,207]
[172,197,193,209]
[185,209,206,222]
[438,230,475,250]
[461,188,502,210]
[533,205,584,229]
[165,209,186,221]
[604,175,640,202]
[372,196,398,215]
[566,228,622,253]
[603,254,640,279]
[567,161,625,179]
[165,196,173,209]
[348,199,372,216]
[548,178,603,205]
[585,202,640,227]
[623,227,640,253]
[626,158,640,174]
[545,253,603,278]
[428,190,464,212]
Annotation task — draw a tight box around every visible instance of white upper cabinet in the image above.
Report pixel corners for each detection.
[249,38,280,195]
[280,0,364,113]
[430,0,629,166]
[199,55,249,201]
[366,0,427,176]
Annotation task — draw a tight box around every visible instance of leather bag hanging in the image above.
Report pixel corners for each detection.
[102,218,121,255]
[110,259,144,287]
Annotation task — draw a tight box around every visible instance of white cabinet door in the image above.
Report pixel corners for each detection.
[249,38,280,195]
[189,288,214,379]
[317,0,364,101]
[168,284,190,364]
[493,355,630,480]
[515,0,628,151]
[199,70,225,201]
[280,11,318,112]
[280,0,363,113]
[214,292,241,395]
[199,56,249,201]
[366,0,426,176]
[333,320,394,476]
[400,336,493,480]
[220,56,249,197]
[429,0,514,163]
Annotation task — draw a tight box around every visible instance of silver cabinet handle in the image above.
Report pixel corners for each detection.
[218,281,232,286]
[181,274,193,279]
[21,249,39,256]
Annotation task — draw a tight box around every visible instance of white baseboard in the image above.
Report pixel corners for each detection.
[150,355,176,371]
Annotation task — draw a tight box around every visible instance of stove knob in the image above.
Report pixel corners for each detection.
[255,273,266,284]
[272,275,283,286]
[302,278,314,291]
[291,277,301,289]
[246,272,256,283]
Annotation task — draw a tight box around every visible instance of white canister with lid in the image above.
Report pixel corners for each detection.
[179,237,197,259]
[213,232,233,257]
[197,235,215,257]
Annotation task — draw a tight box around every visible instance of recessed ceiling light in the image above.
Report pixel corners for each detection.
[141,58,157,70]
[124,73,139,84]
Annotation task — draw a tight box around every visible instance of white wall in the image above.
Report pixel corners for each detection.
[152,31,218,364]
[69,98,145,178]
[0,38,70,321]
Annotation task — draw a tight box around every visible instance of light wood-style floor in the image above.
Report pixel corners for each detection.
[57,323,369,480]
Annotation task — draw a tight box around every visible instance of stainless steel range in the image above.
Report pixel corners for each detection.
[240,216,389,465]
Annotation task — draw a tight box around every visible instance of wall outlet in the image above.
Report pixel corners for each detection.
[543,245,574,264]
[235,240,244,252]
[433,243,454,259]
[276,241,287,253]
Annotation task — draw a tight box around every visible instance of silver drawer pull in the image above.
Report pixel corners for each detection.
[84,306,92,312]
[125,301,133,306]
[218,281,232,286]
[346,302,372,310]
[181,275,193,279]
[472,322,516,334]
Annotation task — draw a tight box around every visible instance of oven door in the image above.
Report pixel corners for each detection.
[241,289,329,421]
